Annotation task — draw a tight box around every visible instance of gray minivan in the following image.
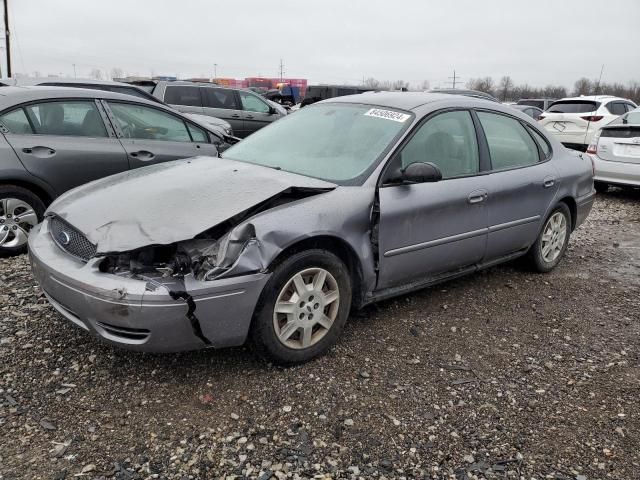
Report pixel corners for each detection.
[152,81,286,138]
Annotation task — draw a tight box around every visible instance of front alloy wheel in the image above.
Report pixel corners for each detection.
[251,249,352,365]
[273,267,340,350]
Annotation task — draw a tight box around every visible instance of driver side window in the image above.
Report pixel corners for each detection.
[398,110,479,179]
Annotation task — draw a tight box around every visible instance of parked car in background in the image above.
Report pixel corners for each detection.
[300,85,374,107]
[1,77,235,137]
[587,106,640,192]
[29,92,594,364]
[0,87,236,255]
[0,77,161,103]
[151,81,286,137]
[428,88,500,103]
[539,96,637,151]
[511,104,544,120]
[517,98,556,111]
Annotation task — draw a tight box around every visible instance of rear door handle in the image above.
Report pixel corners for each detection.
[543,176,556,188]
[22,146,56,157]
[130,150,155,161]
[246,115,254,119]
[468,190,488,204]
[231,114,241,118]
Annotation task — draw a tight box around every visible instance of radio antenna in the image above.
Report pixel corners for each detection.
[584,64,605,147]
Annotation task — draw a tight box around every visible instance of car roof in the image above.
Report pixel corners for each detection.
[0,86,168,110]
[552,95,621,102]
[512,104,541,110]
[0,77,142,88]
[319,91,505,111]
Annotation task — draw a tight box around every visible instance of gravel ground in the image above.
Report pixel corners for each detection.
[1,189,639,480]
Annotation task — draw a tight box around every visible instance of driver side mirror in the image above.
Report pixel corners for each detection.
[401,162,442,184]
[268,106,278,115]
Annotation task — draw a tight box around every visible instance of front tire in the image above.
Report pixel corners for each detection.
[250,249,352,365]
[527,203,571,273]
[0,185,45,256]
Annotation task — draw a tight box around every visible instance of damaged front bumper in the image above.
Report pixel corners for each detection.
[28,220,270,353]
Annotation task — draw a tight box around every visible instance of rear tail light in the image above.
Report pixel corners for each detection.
[586,144,597,154]
[581,115,604,122]
[590,156,595,176]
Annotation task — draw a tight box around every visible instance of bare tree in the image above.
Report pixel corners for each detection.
[572,77,592,96]
[419,79,430,91]
[110,67,124,80]
[467,77,495,95]
[363,77,381,89]
[90,68,103,80]
[499,76,514,102]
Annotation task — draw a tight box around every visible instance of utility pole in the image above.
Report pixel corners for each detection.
[447,69,461,89]
[213,63,217,83]
[72,63,76,78]
[4,0,10,78]
[279,59,284,81]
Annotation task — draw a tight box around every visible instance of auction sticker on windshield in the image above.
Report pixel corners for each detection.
[364,108,411,123]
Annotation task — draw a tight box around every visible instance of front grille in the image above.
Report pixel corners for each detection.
[50,216,97,261]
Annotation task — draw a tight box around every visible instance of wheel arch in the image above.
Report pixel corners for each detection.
[557,196,577,231]
[0,177,55,207]
[268,235,366,309]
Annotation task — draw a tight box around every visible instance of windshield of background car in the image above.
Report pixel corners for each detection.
[547,100,600,113]
[222,103,413,184]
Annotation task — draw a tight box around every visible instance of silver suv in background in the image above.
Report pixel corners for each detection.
[152,81,286,137]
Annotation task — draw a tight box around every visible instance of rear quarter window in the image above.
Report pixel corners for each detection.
[164,86,202,107]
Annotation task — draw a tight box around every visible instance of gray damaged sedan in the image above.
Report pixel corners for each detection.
[29,92,596,364]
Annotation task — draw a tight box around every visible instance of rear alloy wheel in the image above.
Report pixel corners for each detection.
[0,185,44,256]
[251,249,351,365]
[527,203,571,273]
[594,181,609,194]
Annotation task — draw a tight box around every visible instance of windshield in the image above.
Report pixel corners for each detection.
[547,100,600,113]
[222,103,412,184]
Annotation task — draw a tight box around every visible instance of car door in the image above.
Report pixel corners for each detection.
[162,85,205,115]
[376,110,489,290]
[475,111,559,261]
[0,99,129,195]
[103,100,217,169]
[238,90,278,136]
[201,87,246,136]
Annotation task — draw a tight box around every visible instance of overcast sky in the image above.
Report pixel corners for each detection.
[8,0,640,88]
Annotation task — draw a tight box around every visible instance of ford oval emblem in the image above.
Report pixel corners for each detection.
[58,231,71,245]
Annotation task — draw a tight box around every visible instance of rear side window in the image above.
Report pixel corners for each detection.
[477,112,540,170]
[0,108,33,134]
[24,101,107,137]
[203,88,239,109]
[109,86,151,100]
[107,102,191,142]
[606,102,626,115]
[164,86,202,107]
[547,100,600,114]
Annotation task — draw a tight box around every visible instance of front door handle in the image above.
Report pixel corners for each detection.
[231,114,241,118]
[130,150,155,161]
[467,190,488,204]
[543,176,556,188]
[246,115,254,119]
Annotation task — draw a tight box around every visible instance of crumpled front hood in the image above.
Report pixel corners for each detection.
[48,157,335,253]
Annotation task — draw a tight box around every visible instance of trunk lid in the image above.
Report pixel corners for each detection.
[597,125,640,164]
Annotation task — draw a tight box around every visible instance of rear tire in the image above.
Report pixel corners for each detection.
[250,249,352,365]
[0,185,45,256]
[594,181,609,194]
[527,203,571,273]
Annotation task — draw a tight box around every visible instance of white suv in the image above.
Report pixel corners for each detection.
[539,96,636,151]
